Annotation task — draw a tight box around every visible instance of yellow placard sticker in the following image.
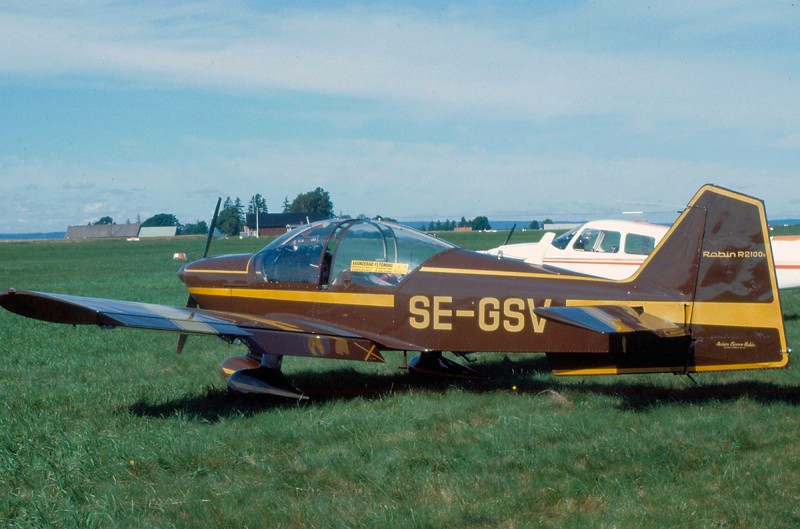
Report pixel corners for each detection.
[351,260,410,275]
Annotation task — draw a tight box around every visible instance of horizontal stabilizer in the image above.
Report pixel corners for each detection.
[534,305,688,338]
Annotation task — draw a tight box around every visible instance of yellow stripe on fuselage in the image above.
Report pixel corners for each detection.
[419,266,599,281]
[565,299,784,330]
[556,299,789,375]
[186,268,251,275]
[188,287,395,308]
[553,352,790,376]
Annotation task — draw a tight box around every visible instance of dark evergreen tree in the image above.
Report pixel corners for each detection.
[218,196,243,236]
[248,194,268,214]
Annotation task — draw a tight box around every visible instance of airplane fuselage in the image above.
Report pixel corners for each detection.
[179,195,787,377]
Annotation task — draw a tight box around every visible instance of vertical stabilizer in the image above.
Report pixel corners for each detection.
[633,185,788,371]
[551,185,789,375]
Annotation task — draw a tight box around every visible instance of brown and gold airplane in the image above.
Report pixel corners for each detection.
[0,185,790,399]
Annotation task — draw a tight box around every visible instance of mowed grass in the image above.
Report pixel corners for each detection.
[1,235,799,529]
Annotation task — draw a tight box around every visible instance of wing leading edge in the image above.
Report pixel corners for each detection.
[0,289,251,337]
[0,289,384,363]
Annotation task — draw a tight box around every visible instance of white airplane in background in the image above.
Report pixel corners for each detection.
[486,219,800,289]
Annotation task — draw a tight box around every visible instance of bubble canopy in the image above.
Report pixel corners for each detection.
[255,218,455,287]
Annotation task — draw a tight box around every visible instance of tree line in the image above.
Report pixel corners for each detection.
[425,216,492,232]
[90,186,546,236]
[90,187,334,236]
[215,187,333,236]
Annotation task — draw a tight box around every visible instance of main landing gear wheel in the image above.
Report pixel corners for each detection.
[408,351,482,380]
[222,354,307,400]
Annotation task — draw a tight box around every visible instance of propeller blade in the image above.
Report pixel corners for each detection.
[503,223,517,246]
[177,197,221,354]
[203,197,222,259]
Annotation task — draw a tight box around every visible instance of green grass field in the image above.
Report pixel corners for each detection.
[1,234,799,528]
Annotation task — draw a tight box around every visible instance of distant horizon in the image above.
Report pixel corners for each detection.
[4,218,800,240]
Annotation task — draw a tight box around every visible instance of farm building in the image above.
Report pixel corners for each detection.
[138,226,178,238]
[66,223,142,240]
[65,224,179,240]
[244,212,330,237]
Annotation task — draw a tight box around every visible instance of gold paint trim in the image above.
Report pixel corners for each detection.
[564,299,784,329]
[186,268,250,275]
[419,266,608,281]
[189,287,395,308]
[554,352,790,376]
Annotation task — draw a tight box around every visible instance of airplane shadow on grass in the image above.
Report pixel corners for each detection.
[128,354,800,421]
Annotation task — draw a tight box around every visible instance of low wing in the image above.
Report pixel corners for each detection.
[1,289,251,336]
[0,289,384,363]
[534,304,688,338]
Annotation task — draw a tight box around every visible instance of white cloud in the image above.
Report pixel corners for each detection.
[0,2,798,129]
[82,202,105,213]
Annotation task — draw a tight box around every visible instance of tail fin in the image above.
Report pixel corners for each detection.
[635,184,788,372]
[550,185,789,375]
[634,185,775,301]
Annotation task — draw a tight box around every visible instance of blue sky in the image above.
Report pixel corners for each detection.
[1,1,799,233]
